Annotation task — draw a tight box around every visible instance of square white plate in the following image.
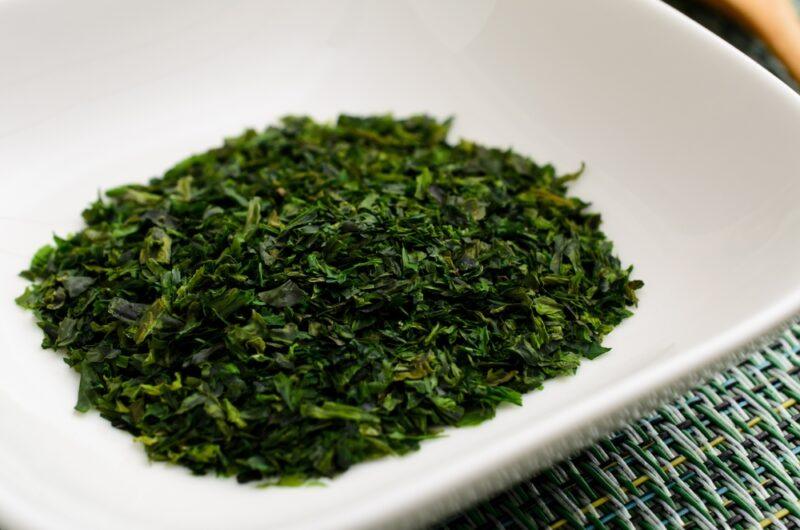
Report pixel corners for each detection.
[2,1,800,528]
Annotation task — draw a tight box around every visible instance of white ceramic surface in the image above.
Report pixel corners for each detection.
[2,1,800,529]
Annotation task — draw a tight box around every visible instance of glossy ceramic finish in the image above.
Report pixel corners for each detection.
[1,1,800,528]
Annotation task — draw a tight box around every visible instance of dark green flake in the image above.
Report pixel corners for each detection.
[259,280,306,308]
[17,115,641,483]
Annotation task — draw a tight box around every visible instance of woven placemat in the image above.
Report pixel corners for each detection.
[437,2,800,529]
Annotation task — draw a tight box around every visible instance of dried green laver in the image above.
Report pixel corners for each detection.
[16,115,642,483]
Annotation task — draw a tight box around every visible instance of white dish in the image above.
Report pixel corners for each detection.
[2,1,800,528]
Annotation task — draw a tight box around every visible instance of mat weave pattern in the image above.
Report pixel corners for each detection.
[441,324,800,529]
[439,2,800,528]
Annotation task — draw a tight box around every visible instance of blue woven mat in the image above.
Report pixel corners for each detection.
[438,2,800,528]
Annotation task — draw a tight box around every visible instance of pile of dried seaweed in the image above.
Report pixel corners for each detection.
[17,115,640,483]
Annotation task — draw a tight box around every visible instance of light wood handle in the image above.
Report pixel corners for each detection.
[704,0,800,84]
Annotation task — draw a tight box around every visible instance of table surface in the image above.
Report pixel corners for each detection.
[439,2,800,528]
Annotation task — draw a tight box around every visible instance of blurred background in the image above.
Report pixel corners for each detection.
[667,0,799,91]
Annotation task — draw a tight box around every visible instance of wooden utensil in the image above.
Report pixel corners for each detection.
[703,0,800,83]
